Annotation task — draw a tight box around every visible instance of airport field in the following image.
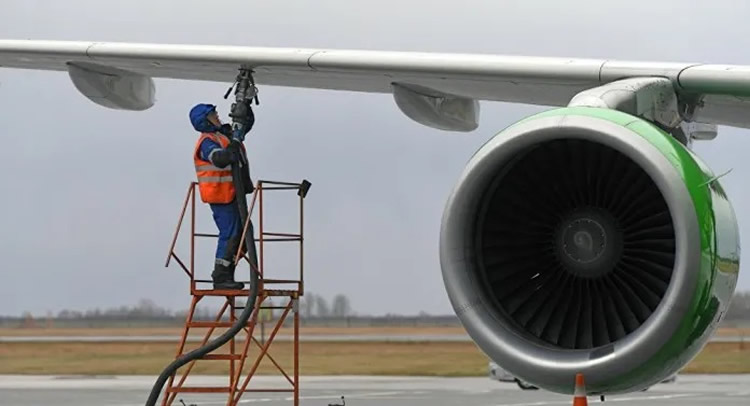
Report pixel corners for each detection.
[0,326,748,375]
[0,341,747,376]
[0,341,487,376]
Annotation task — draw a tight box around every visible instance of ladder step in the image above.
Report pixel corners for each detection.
[166,386,231,393]
[200,354,242,360]
[192,289,251,297]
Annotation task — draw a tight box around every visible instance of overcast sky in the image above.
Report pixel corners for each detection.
[1,0,750,317]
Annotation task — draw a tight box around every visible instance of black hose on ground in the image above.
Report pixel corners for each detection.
[144,132,259,406]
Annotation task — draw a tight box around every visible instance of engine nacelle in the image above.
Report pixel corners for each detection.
[440,107,739,395]
[67,62,155,111]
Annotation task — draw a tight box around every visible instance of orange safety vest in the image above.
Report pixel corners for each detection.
[193,132,244,204]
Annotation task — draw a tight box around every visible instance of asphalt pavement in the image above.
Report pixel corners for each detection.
[0,374,747,406]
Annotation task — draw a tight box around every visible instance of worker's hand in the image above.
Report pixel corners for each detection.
[218,123,233,137]
[243,105,255,133]
[227,138,242,162]
[236,103,255,139]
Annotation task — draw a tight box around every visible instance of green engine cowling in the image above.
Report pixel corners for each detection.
[440,107,740,394]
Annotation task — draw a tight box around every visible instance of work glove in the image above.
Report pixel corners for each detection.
[207,140,242,168]
[218,123,233,137]
[227,139,242,157]
[233,103,255,141]
[243,106,255,133]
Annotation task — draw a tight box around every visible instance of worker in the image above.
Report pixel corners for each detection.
[189,103,257,290]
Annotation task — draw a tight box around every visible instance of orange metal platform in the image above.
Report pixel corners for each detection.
[163,180,308,406]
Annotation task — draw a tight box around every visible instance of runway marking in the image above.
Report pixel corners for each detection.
[495,393,697,406]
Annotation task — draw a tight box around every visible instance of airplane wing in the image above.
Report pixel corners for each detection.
[2,39,750,130]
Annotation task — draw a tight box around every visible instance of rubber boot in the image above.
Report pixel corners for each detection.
[227,263,245,289]
[211,263,244,290]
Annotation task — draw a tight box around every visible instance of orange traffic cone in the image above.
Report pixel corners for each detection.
[573,373,588,406]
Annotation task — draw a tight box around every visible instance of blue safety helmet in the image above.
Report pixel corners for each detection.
[189,103,219,132]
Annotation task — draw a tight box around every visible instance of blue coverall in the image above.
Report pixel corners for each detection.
[198,138,244,267]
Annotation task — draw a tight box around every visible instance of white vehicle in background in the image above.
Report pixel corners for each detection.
[488,361,677,391]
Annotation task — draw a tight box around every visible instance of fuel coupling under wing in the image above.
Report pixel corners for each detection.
[440,107,740,395]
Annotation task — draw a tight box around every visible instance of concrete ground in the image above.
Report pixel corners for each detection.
[0,375,748,406]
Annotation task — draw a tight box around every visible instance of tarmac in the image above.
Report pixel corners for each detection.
[0,374,748,406]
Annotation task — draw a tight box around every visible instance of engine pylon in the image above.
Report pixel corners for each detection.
[573,373,588,406]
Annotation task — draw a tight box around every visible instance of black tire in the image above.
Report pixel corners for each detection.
[515,379,539,390]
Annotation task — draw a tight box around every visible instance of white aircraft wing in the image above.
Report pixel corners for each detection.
[2,40,750,130]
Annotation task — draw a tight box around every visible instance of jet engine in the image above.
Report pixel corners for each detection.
[440,107,740,395]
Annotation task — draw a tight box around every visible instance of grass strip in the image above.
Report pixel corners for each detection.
[1,341,748,376]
